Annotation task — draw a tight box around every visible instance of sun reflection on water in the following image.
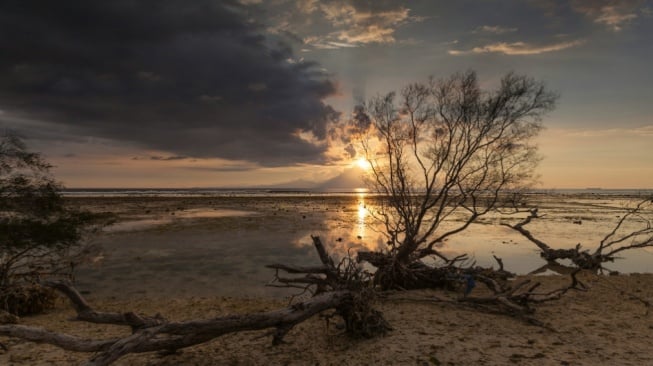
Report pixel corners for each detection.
[357,191,367,239]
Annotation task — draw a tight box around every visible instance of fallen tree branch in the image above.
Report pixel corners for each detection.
[388,270,587,328]
[0,324,118,352]
[502,198,653,271]
[0,282,354,366]
[44,281,166,330]
[0,236,389,365]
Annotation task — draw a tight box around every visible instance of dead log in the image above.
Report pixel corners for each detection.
[503,199,653,271]
[391,270,588,327]
[267,236,391,337]
[0,236,389,365]
[1,286,351,365]
[354,236,593,326]
[357,246,514,292]
[45,281,166,330]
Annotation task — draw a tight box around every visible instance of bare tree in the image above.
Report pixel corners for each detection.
[353,71,557,288]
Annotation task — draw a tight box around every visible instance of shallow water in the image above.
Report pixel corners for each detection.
[72,194,653,298]
[105,208,256,232]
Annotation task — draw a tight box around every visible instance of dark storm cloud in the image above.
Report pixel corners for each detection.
[0,0,339,166]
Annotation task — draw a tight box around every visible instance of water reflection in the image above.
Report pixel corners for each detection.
[357,191,367,240]
[105,209,256,232]
[293,195,653,275]
[292,191,384,255]
[82,195,652,299]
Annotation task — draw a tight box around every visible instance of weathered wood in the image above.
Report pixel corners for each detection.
[0,324,117,352]
[85,290,352,366]
[310,235,339,282]
[44,281,166,330]
[0,285,352,366]
[268,236,391,337]
[500,208,553,253]
[0,236,389,366]
[503,200,653,271]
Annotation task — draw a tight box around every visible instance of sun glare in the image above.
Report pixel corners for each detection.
[355,157,371,170]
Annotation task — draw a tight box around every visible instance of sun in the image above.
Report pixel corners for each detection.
[355,157,371,171]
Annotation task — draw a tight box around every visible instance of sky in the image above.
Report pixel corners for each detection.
[0,0,651,189]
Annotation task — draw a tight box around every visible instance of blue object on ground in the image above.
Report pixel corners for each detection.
[462,274,475,296]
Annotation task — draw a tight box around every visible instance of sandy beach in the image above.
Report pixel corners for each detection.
[1,273,652,365]
[1,193,652,365]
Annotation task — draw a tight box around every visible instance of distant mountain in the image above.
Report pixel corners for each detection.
[316,167,367,190]
[250,166,368,191]
[253,178,319,190]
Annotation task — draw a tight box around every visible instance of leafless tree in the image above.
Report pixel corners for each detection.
[353,71,557,288]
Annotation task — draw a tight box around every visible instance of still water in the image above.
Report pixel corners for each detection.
[73,192,653,298]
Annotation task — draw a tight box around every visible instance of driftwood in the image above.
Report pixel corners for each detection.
[267,236,390,338]
[503,199,653,271]
[0,283,350,365]
[455,270,587,325]
[357,244,514,291]
[389,269,587,328]
[355,233,592,327]
[0,236,386,366]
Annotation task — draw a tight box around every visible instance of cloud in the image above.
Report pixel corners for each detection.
[296,0,319,14]
[474,25,518,34]
[449,40,584,55]
[131,155,189,161]
[183,165,258,172]
[257,1,418,50]
[319,1,410,44]
[308,39,359,49]
[0,0,339,166]
[279,0,414,49]
[562,125,653,138]
[594,8,637,31]
[571,0,643,31]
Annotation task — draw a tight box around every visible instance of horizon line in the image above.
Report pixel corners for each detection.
[62,186,653,191]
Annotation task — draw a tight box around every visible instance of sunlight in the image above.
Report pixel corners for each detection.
[355,157,371,171]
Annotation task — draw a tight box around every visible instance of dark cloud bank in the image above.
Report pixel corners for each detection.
[0,0,338,166]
